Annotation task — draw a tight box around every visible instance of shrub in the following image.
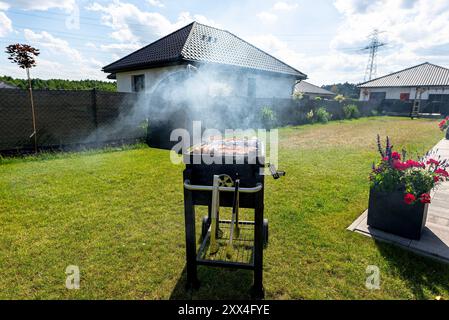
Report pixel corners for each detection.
[316,107,332,124]
[371,109,379,117]
[314,96,323,101]
[261,106,277,129]
[343,104,361,119]
[292,91,304,101]
[306,109,315,124]
[334,94,346,103]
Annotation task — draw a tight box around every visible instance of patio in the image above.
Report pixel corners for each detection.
[349,138,449,264]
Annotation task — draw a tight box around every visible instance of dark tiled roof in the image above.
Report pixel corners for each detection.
[103,22,306,78]
[294,81,335,96]
[102,23,194,73]
[358,62,449,88]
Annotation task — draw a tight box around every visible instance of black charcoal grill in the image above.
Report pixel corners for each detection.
[182,137,284,298]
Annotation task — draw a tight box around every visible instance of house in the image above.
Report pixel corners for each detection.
[0,81,17,89]
[103,22,307,99]
[294,81,336,100]
[358,62,449,105]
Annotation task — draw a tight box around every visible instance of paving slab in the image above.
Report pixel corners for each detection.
[348,139,449,264]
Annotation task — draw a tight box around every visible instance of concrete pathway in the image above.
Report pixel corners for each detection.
[348,139,449,264]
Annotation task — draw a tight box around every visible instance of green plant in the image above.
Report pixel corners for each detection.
[314,96,322,101]
[334,94,346,103]
[292,91,304,101]
[306,109,315,123]
[261,106,277,129]
[343,104,361,119]
[371,109,379,117]
[315,107,332,124]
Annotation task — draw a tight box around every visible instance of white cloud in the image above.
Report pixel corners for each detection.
[99,43,141,53]
[23,29,106,80]
[0,1,10,11]
[273,2,299,11]
[3,0,75,11]
[0,11,12,37]
[256,11,278,24]
[148,0,164,8]
[256,2,298,25]
[331,0,449,82]
[249,34,305,72]
[86,0,219,58]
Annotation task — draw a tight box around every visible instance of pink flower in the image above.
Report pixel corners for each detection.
[436,169,449,177]
[427,159,440,166]
[391,152,401,160]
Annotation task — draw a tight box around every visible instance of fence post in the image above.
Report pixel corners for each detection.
[91,88,99,146]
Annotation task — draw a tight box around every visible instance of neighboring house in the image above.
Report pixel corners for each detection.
[294,81,336,100]
[358,62,449,104]
[0,81,17,89]
[103,22,307,99]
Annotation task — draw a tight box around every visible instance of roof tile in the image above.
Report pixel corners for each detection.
[103,22,306,78]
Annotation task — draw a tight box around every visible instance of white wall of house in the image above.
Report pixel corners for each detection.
[116,65,186,93]
[359,86,449,101]
[115,65,297,99]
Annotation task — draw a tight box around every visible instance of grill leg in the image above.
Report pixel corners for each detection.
[184,188,200,290]
[252,190,265,299]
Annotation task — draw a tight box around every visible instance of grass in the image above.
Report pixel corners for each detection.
[0,117,448,300]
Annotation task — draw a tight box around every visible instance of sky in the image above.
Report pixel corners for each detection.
[1,0,449,85]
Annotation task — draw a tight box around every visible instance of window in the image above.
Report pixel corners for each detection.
[369,92,386,102]
[400,93,410,101]
[132,74,145,92]
[247,78,256,98]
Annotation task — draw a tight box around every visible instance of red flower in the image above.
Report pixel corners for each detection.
[434,176,440,182]
[391,152,401,160]
[420,193,431,204]
[404,193,416,205]
[436,169,449,177]
[393,161,408,171]
[427,159,440,166]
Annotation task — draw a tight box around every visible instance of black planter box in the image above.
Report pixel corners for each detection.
[367,188,429,240]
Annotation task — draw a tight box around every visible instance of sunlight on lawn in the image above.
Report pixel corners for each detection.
[0,117,447,300]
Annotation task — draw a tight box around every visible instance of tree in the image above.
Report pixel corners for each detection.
[5,44,40,153]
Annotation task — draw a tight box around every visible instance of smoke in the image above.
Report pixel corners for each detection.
[85,63,291,149]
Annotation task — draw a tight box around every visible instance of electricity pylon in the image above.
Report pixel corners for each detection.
[362,29,387,82]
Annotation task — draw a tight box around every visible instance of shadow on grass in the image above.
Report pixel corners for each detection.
[374,240,449,299]
[169,265,253,300]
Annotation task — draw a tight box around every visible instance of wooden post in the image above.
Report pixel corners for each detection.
[27,68,37,153]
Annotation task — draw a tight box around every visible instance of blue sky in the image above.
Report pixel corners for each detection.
[1,0,449,85]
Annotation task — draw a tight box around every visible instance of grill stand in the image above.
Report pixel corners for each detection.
[183,180,265,299]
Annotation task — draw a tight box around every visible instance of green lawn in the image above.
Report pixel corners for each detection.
[1,117,448,300]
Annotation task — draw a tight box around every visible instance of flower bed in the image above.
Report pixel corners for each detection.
[368,136,449,239]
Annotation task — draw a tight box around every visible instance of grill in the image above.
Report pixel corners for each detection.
[182,137,284,298]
